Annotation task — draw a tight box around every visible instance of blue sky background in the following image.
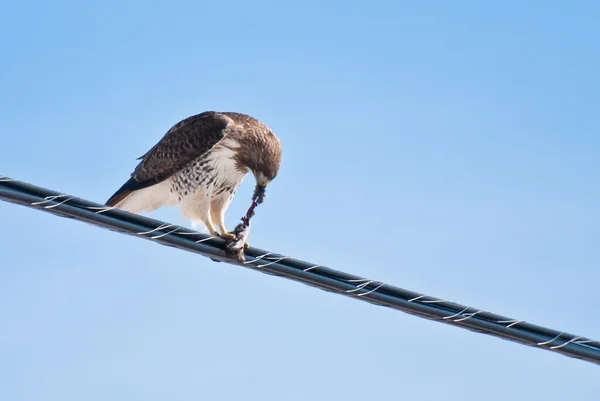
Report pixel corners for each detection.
[1,1,599,399]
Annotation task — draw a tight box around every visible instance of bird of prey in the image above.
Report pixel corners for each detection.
[105,111,282,241]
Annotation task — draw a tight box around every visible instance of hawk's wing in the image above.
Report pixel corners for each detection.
[106,111,229,207]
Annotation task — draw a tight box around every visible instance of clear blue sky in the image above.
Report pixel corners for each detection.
[1,1,599,399]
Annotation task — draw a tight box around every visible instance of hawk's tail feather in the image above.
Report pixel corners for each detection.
[106,177,175,214]
[105,178,139,207]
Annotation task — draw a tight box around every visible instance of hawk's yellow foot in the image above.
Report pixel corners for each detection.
[219,232,237,241]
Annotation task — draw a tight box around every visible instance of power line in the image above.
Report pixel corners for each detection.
[1,174,599,366]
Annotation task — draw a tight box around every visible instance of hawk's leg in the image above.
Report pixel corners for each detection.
[210,208,235,240]
[205,221,219,237]
[210,197,240,242]
[210,191,251,249]
[185,190,220,237]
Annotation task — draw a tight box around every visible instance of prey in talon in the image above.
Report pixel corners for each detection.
[225,183,267,261]
[105,111,282,256]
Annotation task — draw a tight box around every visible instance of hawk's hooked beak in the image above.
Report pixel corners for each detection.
[254,172,270,188]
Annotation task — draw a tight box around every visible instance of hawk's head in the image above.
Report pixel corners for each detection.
[237,129,282,190]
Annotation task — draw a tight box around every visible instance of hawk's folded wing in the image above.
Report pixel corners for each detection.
[106,111,229,206]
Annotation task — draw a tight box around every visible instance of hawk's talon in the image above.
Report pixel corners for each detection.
[244,242,250,249]
[219,232,237,241]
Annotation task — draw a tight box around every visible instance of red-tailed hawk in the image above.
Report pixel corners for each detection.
[106,111,282,241]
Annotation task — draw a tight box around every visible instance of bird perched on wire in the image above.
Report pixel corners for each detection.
[105,111,282,251]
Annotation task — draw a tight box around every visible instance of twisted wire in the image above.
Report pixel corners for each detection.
[1,175,599,366]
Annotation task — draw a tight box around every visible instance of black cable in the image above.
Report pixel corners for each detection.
[1,175,599,366]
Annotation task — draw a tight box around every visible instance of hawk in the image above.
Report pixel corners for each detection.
[105,111,282,241]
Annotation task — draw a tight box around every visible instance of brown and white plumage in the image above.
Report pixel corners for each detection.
[106,111,282,239]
